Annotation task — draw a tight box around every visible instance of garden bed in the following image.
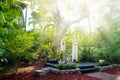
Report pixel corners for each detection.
[0,71,101,80]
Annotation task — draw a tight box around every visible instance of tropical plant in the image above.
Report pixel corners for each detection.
[1,27,34,73]
[0,0,40,74]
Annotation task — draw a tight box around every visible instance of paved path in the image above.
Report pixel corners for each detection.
[86,72,120,80]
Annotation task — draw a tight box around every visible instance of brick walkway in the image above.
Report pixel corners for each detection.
[86,72,120,80]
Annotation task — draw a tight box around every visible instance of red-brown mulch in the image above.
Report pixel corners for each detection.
[0,60,101,80]
[0,72,102,80]
[103,67,120,76]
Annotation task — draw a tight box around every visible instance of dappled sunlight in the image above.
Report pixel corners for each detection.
[0,0,120,80]
[17,66,35,74]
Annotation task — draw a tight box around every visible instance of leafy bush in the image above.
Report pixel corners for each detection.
[80,52,98,62]
[97,61,110,66]
[1,28,35,72]
[0,49,13,72]
[58,63,65,70]
[107,50,120,64]
[20,33,41,64]
[0,24,41,73]
[58,62,78,70]
[66,62,78,69]
[56,51,67,61]
[0,1,30,74]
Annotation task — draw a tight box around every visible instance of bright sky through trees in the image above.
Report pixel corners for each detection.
[56,0,109,33]
[25,0,112,33]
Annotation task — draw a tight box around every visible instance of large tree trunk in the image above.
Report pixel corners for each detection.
[54,18,82,50]
[51,3,82,50]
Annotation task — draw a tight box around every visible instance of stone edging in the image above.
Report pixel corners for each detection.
[51,68,80,74]
[95,65,113,71]
[34,67,51,76]
[34,67,80,75]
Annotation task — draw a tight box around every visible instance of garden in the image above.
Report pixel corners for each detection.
[0,0,120,80]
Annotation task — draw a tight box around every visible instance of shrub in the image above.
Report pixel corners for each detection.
[66,62,78,69]
[0,50,11,67]
[80,53,98,62]
[0,1,41,74]
[0,50,13,72]
[106,49,120,64]
[58,62,78,70]
[97,61,110,66]
[58,63,65,70]
[0,28,36,74]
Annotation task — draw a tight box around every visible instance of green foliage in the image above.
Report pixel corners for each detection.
[97,61,110,66]
[106,49,120,64]
[0,49,12,67]
[0,27,35,72]
[57,51,66,60]
[58,62,78,70]
[40,44,53,60]
[0,1,21,21]
[58,63,65,70]
[20,32,40,63]
[66,38,72,54]
[65,62,78,69]
[0,27,41,73]
[80,52,98,62]
[0,1,40,74]
[98,47,109,59]
[78,51,82,62]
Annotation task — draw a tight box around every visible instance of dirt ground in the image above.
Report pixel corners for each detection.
[0,60,102,80]
[103,67,120,76]
[1,60,120,80]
